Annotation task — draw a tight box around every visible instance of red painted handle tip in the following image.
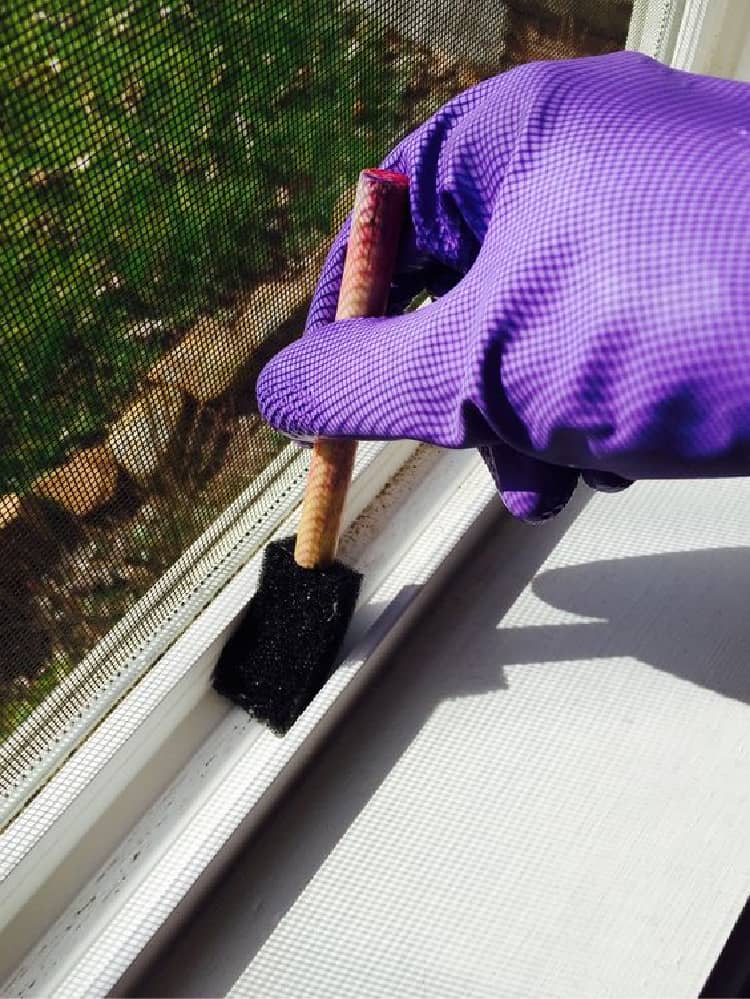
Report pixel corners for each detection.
[363,168,410,188]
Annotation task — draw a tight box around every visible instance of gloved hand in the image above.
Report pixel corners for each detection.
[257,50,750,522]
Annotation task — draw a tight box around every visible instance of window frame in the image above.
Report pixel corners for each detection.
[1,443,308,827]
[1,441,500,995]
[0,436,419,984]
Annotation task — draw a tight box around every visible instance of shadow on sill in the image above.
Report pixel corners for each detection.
[130,486,750,997]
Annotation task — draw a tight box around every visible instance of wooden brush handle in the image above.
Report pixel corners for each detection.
[294,169,409,569]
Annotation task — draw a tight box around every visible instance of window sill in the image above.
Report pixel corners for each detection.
[2,442,500,996]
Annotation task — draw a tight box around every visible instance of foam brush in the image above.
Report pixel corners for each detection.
[212,168,409,733]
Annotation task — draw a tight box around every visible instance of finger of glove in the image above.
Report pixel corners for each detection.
[581,469,633,493]
[257,287,483,444]
[479,441,579,523]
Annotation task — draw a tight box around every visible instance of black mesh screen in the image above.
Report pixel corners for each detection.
[0,0,632,777]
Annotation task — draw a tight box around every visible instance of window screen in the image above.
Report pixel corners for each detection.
[0,0,633,801]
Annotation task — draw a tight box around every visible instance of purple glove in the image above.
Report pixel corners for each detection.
[257,51,750,522]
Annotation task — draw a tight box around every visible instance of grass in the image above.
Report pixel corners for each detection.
[0,0,490,747]
[0,0,413,491]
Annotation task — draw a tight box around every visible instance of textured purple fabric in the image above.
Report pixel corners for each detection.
[257,52,750,521]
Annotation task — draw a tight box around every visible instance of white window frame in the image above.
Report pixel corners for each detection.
[2,0,745,991]
[1,440,501,996]
[629,0,750,80]
[0,437,418,976]
[0,443,311,827]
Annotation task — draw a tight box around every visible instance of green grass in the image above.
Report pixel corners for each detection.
[0,651,72,742]
[0,0,412,491]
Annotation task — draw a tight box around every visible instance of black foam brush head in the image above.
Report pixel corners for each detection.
[212,537,362,734]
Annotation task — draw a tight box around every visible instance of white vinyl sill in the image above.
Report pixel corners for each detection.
[1,440,500,997]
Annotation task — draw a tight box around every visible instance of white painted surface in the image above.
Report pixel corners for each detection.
[627,0,686,62]
[669,0,750,81]
[0,439,419,987]
[3,448,499,998]
[135,477,750,997]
